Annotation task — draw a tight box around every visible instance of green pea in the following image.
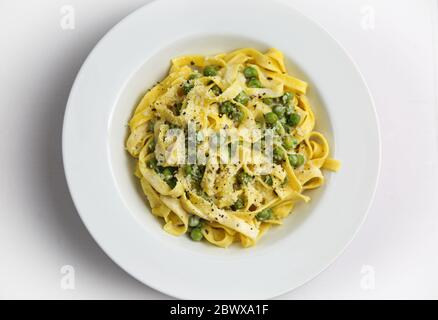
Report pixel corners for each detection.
[263,175,273,186]
[263,97,274,105]
[211,85,222,96]
[264,112,278,125]
[188,215,200,227]
[281,92,294,105]
[243,66,258,79]
[296,154,305,167]
[190,228,203,241]
[237,171,252,185]
[235,91,249,105]
[272,105,286,117]
[287,112,301,126]
[256,208,273,221]
[273,147,285,162]
[247,78,262,88]
[162,167,174,180]
[219,101,234,115]
[283,135,297,149]
[188,73,201,80]
[232,109,244,123]
[288,154,298,167]
[182,81,194,94]
[288,153,305,167]
[232,198,245,210]
[203,65,218,77]
[147,158,158,170]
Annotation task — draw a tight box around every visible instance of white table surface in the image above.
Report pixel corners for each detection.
[1,0,437,299]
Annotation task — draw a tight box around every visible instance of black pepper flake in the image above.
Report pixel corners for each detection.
[190,61,195,66]
[267,77,273,80]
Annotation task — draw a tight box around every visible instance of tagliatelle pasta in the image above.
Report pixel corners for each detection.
[126,48,340,248]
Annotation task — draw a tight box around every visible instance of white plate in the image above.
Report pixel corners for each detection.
[63,0,380,299]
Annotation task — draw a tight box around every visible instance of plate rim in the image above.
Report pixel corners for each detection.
[62,0,381,299]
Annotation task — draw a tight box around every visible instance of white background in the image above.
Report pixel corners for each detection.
[0,0,437,299]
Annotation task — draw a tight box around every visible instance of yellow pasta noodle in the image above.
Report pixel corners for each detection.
[126,48,340,248]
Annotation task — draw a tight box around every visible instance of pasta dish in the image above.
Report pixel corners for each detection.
[126,48,340,247]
